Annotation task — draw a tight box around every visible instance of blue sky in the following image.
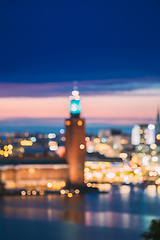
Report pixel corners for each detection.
[0,0,160,84]
[0,0,160,133]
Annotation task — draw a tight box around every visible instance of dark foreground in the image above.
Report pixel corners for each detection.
[0,185,160,240]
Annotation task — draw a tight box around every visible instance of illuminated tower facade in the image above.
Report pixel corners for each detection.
[65,89,85,186]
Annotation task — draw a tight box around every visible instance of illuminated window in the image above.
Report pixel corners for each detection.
[156,134,160,140]
[29,168,35,173]
[77,120,83,126]
[65,120,71,126]
[20,140,33,146]
[148,124,155,130]
[80,144,85,149]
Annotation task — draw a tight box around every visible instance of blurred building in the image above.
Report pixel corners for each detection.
[0,89,86,192]
[155,108,160,135]
[131,124,155,145]
[65,89,85,186]
[85,129,132,162]
[0,158,68,191]
[130,118,160,170]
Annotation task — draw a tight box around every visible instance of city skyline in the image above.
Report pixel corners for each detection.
[0,0,160,130]
[0,2,160,239]
[0,79,159,128]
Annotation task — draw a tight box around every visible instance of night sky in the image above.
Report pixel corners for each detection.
[0,0,160,131]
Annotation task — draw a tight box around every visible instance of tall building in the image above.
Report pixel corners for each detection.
[132,124,155,145]
[65,89,85,186]
[155,108,160,135]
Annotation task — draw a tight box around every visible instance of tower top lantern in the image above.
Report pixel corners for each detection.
[69,88,81,118]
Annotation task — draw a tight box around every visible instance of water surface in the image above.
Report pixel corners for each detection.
[0,185,159,240]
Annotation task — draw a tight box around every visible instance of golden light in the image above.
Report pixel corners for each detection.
[119,153,128,159]
[84,167,89,172]
[85,137,90,141]
[4,145,8,151]
[8,149,12,155]
[21,190,26,196]
[87,183,92,187]
[151,150,157,155]
[32,190,37,195]
[85,172,93,180]
[93,138,100,144]
[146,185,156,197]
[29,168,35,173]
[0,150,4,155]
[49,141,58,151]
[4,152,9,157]
[75,189,80,194]
[39,190,44,196]
[156,179,160,185]
[77,120,83,126]
[80,144,85,149]
[8,144,13,150]
[121,139,128,144]
[150,144,157,150]
[60,189,65,195]
[131,155,139,165]
[156,134,160,140]
[60,181,66,187]
[119,186,131,194]
[48,141,57,146]
[139,176,143,181]
[65,120,71,126]
[47,183,52,188]
[68,193,73,198]
[20,140,33,146]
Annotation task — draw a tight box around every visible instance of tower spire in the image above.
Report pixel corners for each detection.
[69,88,81,118]
[156,105,160,135]
[157,105,160,121]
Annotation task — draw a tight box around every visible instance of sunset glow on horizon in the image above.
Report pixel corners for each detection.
[0,93,159,125]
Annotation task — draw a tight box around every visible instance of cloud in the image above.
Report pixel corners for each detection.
[0,77,160,97]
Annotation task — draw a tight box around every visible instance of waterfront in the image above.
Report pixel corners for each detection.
[0,185,160,240]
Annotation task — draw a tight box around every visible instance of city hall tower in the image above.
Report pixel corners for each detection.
[65,89,85,186]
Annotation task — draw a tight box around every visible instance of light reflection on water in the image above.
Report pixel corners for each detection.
[0,185,160,231]
[145,185,157,197]
[1,204,157,230]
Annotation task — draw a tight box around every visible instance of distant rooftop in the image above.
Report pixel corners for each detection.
[86,152,123,162]
[0,157,67,166]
